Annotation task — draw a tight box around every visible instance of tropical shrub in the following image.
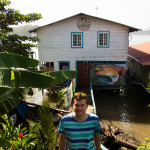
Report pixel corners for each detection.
[147,82,150,107]
[0,114,37,150]
[0,99,57,150]
[137,138,150,150]
[34,99,57,150]
[0,52,76,115]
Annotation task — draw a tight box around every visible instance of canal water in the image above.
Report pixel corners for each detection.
[94,83,150,142]
[26,83,150,143]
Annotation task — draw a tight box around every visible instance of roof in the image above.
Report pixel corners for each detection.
[29,13,139,33]
[128,41,150,66]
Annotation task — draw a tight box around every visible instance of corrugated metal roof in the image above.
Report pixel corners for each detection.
[29,13,139,33]
[128,41,150,66]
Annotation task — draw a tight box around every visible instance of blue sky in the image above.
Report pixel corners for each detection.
[11,0,150,30]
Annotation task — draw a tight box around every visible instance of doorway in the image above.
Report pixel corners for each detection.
[77,63,90,86]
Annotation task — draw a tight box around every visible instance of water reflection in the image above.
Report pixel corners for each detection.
[119,99,135,122]
[94,84,150,142]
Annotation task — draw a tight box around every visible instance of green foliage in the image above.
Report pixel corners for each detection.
[36,99,57,150]
[0,114,35,150]
[147,82,150,107]
[0,99,57,150]
[0,52,76,115]
[0,114,18,149]
[0,52,38,68]
[147,82,150,92]
[137,138,150,150]
[0,68,14,87]
[0,0,42,56]
[0,88,23,115]
[56,90,64,103]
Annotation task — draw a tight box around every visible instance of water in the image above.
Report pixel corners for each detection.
[26,85,150,143]
[94,84,150,142]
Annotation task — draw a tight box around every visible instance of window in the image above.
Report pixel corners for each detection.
[59,61,70,70]
[41,62,54,67]
[71,32,83,48]
[40,62,54,71]
[97,31,110,48]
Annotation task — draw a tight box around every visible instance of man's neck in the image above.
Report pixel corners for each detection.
[73,112,88,122]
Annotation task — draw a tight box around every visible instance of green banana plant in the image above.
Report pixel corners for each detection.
[0,52,76,115]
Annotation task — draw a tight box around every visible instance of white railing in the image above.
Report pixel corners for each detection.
[90,81,108,150]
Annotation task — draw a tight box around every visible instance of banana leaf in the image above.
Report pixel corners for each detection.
[19,70,54,88]
[45,70,76,86]
[0,53,76,115]
[0,88,23,115]
[19,70,76,88]
[0,68,76,88]
[0,52,38,68]
[0,68,14,87]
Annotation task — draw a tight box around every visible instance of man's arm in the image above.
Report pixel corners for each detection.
[94,132,101,150]
[58,134,66,150]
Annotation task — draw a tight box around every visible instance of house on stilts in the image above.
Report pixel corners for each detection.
[29,13,139,91]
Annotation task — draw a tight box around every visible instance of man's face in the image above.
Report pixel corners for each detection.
[73,99,88,117]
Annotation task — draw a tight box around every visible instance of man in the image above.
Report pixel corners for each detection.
[58,92,101,150]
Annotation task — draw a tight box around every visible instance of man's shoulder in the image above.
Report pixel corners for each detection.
[88,113,100,120]
[61,112,74,122]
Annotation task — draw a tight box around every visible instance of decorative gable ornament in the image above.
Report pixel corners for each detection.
[77,17,91,31]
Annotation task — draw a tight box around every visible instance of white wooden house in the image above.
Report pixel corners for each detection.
[30,13,139,87]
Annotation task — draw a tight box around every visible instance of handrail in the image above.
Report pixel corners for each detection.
[90,81,97,114]
[90,81,108,150]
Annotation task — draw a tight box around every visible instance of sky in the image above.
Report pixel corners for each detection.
[10,0,150,30]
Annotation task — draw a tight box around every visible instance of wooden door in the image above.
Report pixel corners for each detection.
[77,63,90,86]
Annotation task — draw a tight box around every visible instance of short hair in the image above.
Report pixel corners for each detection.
[71,92,88,106]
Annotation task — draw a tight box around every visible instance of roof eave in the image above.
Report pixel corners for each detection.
[29,13,140,33]
[129,27,140,33]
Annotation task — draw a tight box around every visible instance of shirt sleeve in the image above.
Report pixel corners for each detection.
[58,119,65,134]
[94,118,101,133]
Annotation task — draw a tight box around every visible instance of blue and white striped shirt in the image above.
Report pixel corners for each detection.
[58,112,101,150]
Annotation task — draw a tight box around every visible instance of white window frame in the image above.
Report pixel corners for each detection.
[71,32,83,48]
[97,31,110,48]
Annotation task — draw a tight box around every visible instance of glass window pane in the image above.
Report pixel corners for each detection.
[98,32,109,47]
[72,33,82,47]
[60,63,69,70]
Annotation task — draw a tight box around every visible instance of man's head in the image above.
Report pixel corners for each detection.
[71,92,88,117]
[71,92,88,106]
